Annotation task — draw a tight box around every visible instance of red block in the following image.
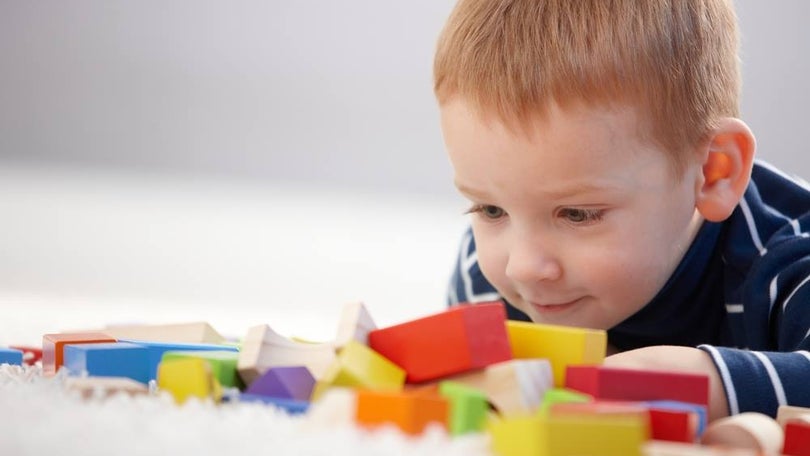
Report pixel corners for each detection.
[648,407,697,443]
[10,346,43,366]
[368,302,512,383]
[565,366,709,409]
[784,420,810,456]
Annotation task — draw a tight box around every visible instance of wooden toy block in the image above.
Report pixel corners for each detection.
[119,339,237,382]
[333,301,376,348]
[355,389,449,435]
[157,357,223,404]
[42,332,116,375]
[64,342,150,384]
[646,400,707,441]
[314,340,405,399]
[245,366,315,401]
[446,359,553,415]
[162,350,242,389]
[438,381,489,435]
[642,441,758,455]
[506,320,606,386]
[539,388,592,415]
[368,302,512,383]
[9,345,42,365]
[700,412,783,455]
[777,404,810,427]
[237,324,336,385]
[238,393,310,414]
[0,347,23,366]
[543,412,649,456]
[101,321,226,344]
[63,376,149,399]
[783,419,810,456]
[565,365,710,409]
[488,414,546,456]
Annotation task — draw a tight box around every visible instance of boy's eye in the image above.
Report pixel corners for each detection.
[558,207,604,224]
[465,204,506,220]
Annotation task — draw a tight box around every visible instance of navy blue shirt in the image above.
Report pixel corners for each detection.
[447,161,810,417]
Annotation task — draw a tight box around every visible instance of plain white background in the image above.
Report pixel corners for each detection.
[0,1,808,345]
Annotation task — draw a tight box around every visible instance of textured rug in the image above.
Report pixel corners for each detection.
[0,364,491,456]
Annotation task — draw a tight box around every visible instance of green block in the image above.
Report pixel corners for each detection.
[539,388,591,416]
[439,381,489,435]
[161,350,244,389]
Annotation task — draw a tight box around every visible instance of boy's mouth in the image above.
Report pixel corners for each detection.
[528,298,581,314]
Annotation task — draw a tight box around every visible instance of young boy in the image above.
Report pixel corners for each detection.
[435,0,810,423]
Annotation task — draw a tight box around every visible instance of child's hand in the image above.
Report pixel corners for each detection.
[603,345,729,422]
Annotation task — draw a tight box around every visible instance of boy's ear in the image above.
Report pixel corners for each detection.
[695,118,756,222]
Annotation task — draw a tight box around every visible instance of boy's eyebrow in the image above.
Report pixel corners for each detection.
[455,180,625,200]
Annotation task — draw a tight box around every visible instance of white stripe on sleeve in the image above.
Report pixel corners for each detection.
[751,352,787,407]
[699,345,740,415]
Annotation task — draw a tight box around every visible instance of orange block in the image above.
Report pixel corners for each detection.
[355,389,449,435]
[367,302,511,383]
[42,332,116,376]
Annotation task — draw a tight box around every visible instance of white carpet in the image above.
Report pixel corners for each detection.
[0,364,491,455]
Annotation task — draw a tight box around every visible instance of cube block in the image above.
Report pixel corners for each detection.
[246,366,315,401]
[368,302,512,383]
[355,389,449,435]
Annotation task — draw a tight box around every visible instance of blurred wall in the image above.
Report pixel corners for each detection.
[1,1,808,196]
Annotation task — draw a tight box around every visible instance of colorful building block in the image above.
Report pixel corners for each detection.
[700,412,783,455]
[162,350,242,388]
[315,340,405,397]
[646,400,707,441]
[238,393,310,414]
[539,388,592,415]
[506,321,606,386]
[157,357,223,404]
[489,414,546,456]
[63,376,149,399]
[543,412,648,456]
[101,321,226,344]
[447,359,553,415]
[42,332,117,375]
[355,389,449,435]
[777,404,810,427]
[119,339,237,382]
[368,302,512,383]
[64,342,150,384]
[245,366,315,401]
[565,365,709,409]
[0,347,23,366]
[237,324,336,385]
[438,381,489,435]
[333,301,377,348]
[10,346,42,365]
[783,419,810,456]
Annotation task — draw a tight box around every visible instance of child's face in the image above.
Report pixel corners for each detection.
[441,98,705,330]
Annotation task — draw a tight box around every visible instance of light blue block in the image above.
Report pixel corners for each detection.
[64,342,150,384]
[0,347,24,366]
[119,339,238,381]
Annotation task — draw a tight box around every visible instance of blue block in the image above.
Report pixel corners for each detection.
[64,342,150,384]
[0,347,24,366]
[119,339,238,381]
[645,400,708,436]
[239,393,310,415]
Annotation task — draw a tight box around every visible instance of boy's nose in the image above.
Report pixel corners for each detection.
[504,241,562,284]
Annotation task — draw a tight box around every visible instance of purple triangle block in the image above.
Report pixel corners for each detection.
[245,366,315,401]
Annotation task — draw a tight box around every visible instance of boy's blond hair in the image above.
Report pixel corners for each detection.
[434,0,740,174]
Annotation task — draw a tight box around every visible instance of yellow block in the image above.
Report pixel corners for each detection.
[545,413,647,455]
[489,414,546,456]
[157,357,223,404]
[506,321,606,386]
[321,340,405,391]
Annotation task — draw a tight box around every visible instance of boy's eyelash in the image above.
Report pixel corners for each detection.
[557,207,605,224]
[464,204,505,219]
